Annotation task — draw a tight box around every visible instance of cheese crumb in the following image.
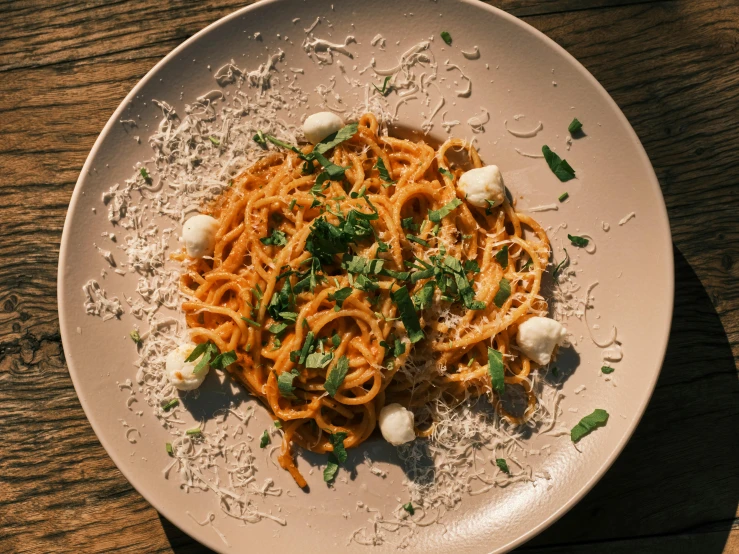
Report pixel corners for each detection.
[166,342,209,391]
[517,317,567,365]
[457,165,505,208]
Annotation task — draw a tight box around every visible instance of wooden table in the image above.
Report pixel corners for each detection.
[1,1,737,552]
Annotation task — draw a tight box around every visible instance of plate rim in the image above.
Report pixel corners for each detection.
[57,1,675,552]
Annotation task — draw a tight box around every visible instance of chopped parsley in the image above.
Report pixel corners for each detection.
[139,167,151,182]
[241,316,261,328]
[324,432,348,483]
[438,167,454,180]
[402,502,415,515]
[313,123,359,156]
[277,369,300,399]
[428,198,462,223]
[542,145,576,182]
[413,280,436,311]
[495,245,509,269]
[553,248,570,279]
[324,458,340,483]
[601,365,615,374]
[568,118,583,134]
[166,442,174,456]
[373,76,392,96]
[274,420,282,429]
[567,234,589,247]
[391,286,424,343]
[440,31,452,45]
[487,347,505,396]
[328,287,353,310]
[209,135,220,146]
[401,217,420,233]
[325,356,350,397]
[260,228,288,246]
[558,192,569,202]
[268,322,289,335]
[571,409,609,442]
[406,234,430,247]
[493,278,511,308]
[253,130,267,146]
[185,341,219,375]
[375,157,396,186]
[130,330,141,344]
[260,430,270,448]
[185,428,201,437]
[305,351,334,369]
[495,458,511,474]
[211,350,237,370]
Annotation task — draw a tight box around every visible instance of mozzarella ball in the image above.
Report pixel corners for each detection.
[378,403,416,446]
[182,214,219,258]
[457,165,505,208]
[166,342,209,391]
[516,317,567,366]
[303,112,344,144]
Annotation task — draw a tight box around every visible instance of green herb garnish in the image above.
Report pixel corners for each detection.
[325,355,350,397]
[495,245,509,269]
[567,234,589,247]
[260,228,288,246]
[130,330,141,344]
[274,420,282,429]
[268,322,289,335]
[306,351,334,369]
[328,287,353,310]
[402,502,415,515]
[429,198,462,223]
[375,157,396,186]
[373,76,392,96]
[558,192,569,202]
[185,341,219,375]
[241,316,261,328]
[313,123,359,156]
[324,458,340,483]
[438,167,454,180]
[140,167,151,182]
[406,234,430,247]
[487,347,505,396]
[209,136,220,146]
[186,428,201,437]
[495,458,511,474]
[568,118,583,134]
[330,432,348,463]
[542,145,576,182]
[552,248,570,279]
[260,430,270,448]
[211,350,237,370]
[162,398,179,412]
[571,409,609,442]
[391,286,424,344]
[278,369,300,399]
[166,442,174,456]
[440,31,452,45]
[413,280,436,311]
[601,365,615,374]
[493,278,511,308]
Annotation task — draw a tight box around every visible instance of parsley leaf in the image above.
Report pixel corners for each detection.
[391,286,425,344]
[429,198,462,222]
[601,365,615,374]
[495,458,511,474]
[209,136,220,146]
[140,167,151,182]
[268,322,289,335]
[438,167,454,180]
[324,455,340,483]
[493,278,511,308]
[297,332,316,366]
[278,369,300,399]
[330,432,348,463]
[325,355,350,397]
[542,145,576,182]
[241,316,261,328]
[495,245,509,269]
[373,76,392,96]
[553,248,570,279]
[312,151,347,180]
[260,228,288,246]
[440,31,452,45]
[571,409,609,442]
[558,192,569,202]
[306,351,334,369]
[328,287,353,310]
[406,234,430,247]
[130,330,141,344]
[487,347,505,396]
[375,157,396,186]
[260,430,270,448]
[401,217,420,233]
[313,123,359,155]
[403,502,415,515]
[568,118,583,134]
[567,234,589,247]
[413,280,436,311]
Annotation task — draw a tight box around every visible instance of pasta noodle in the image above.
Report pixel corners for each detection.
[179,113,551,487]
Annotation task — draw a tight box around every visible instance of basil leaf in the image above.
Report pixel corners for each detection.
[495,458,510,474]
[495,245,509,269]
[567,234,589,247]
[542,145,576,182]
[428,198,462,223]
[329,432,348,463]
[413,280,436,311]
[324,454,340,483]
[306,351,334,369]
[313,123,359,155]
[260,228,288,246]
[440,31,452,45]
[391,286,424,343]
[278,369,300,399]
[375,157,395,186]
[601,365,615,374]
[211,350,237,370]
[568,118,583,134]
[325,355,350,397]
[493,278,511,308]
[260,430,270,448]
[487,347,505,396]
[571,409,609,442]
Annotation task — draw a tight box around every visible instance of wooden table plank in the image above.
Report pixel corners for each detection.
[0,1,737,553]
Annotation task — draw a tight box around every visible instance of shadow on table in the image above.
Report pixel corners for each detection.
[518,246,739,553]
[156,247,738,554]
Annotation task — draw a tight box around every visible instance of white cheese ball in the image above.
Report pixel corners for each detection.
[303,112,344,144]
[378,403,416,446]
[182,214,219,258]
[457,165,505,208]
[517,316,567,366]
[166,342,209,391]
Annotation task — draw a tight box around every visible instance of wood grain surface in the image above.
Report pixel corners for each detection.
[1,1,737,553]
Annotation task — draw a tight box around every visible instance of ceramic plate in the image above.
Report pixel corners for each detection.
[58,0,673,552]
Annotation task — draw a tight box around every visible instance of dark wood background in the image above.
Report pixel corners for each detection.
[1,1,737,552]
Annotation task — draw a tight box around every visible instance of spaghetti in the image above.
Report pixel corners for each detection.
[179,113,551,487]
